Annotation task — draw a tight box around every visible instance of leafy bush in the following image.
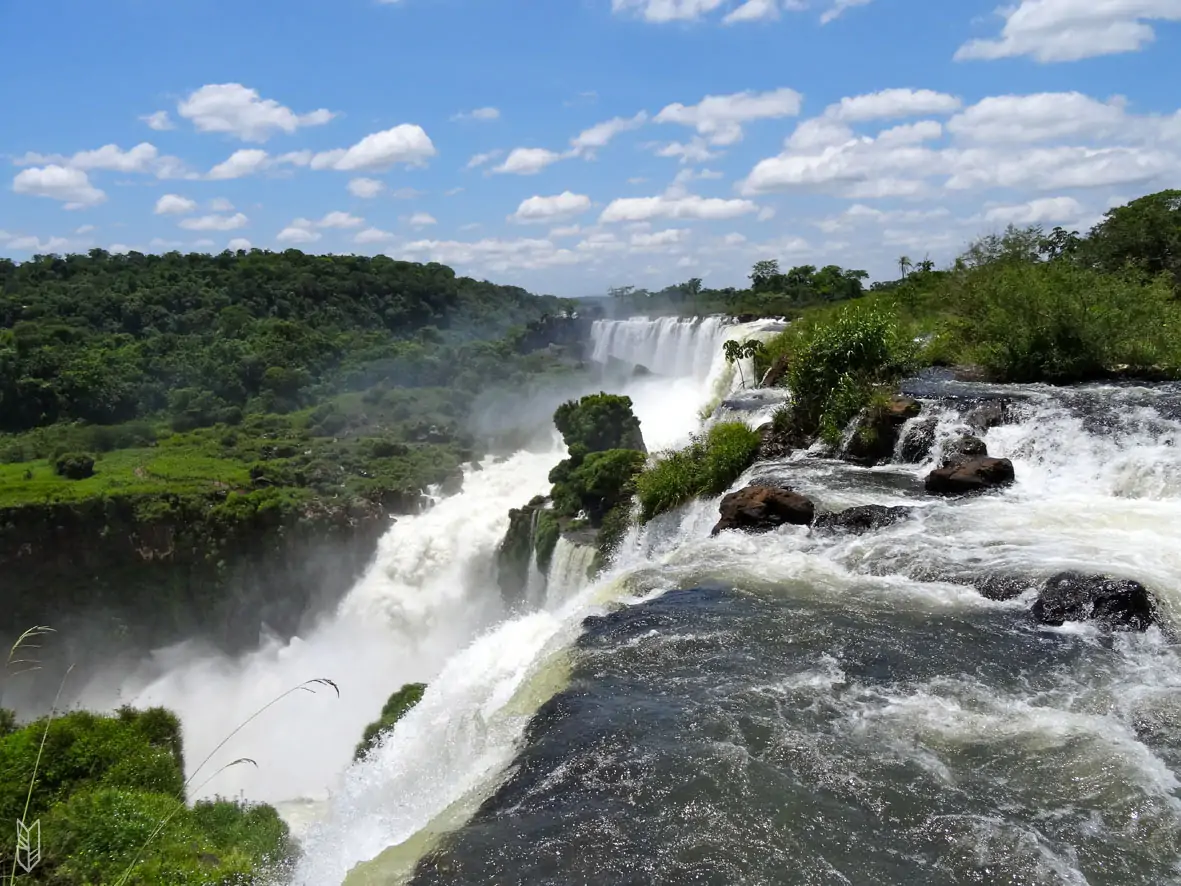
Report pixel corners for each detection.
[53,451,95,479]
[784,302,915,445]
[552,449,646,524]
[635,421,762,522]
[553,393,645,454]
[947,260,1181,382]
[0,706,293,885]
[533,510,561,573]
[355,683,427,760]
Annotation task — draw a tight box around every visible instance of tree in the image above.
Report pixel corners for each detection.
[722,339,765,388]
[916,259,936,274]
[1084,190,1181,288]
[1039,227,1082,261]
[750,260,781,292]
[898,256,913,278]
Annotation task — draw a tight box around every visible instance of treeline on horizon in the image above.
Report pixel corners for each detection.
[601,189,1181,326]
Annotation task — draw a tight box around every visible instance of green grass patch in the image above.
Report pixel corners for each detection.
[636,421,762,523]
[354,683,428,761]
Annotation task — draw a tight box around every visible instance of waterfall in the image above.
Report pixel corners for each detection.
[88,317,1181,886]
[388,381,1181,886]
[589,316,730,380]
[544,536,597,608]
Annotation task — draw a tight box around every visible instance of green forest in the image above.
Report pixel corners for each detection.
[0,250,584,510]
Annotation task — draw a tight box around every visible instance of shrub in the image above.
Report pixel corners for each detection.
[533,510,561,573]
[946,260,1181,382]
[53,451,96,480]
[785,302,914,445]
[355,683,427,760]
[553,393,645,454]
[552,449,646,524]
[41,788,291,886]
[635,421,762,522]
[0,706,294,885]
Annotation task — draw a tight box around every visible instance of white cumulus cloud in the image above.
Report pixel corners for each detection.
[155,194,197,214]
[310,125,436,171]
[207,149,271,180]
[655,87,802,145]
[13,166,106,208]
[956,0,1181,63]
[600,193,760,223]
[227,238,252,251]
[178,212,249,232]
[348,177,386,198]
[570,112,648,156]
[178,83,335,142]
[510,191,593,223]
[982,196,1087,225]
[141,111,176,131]
[493,147,564,175]
[318,211,365,229]
[826,88,962,121]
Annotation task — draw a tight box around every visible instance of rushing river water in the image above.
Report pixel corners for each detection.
[117,316,1181,885]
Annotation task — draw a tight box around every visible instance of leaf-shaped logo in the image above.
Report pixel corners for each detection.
[16,818,40,873]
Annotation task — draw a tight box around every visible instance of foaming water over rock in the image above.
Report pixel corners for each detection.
[91,319,1181,885]
[399,379,1181,886]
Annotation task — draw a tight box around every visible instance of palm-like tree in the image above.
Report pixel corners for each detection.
[898,255,913,278]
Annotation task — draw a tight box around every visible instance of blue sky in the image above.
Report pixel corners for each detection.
[2,0,1179,296]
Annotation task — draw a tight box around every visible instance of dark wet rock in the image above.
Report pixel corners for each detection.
[925,457,1015,495]
[1031,571,1158,631]
[899,415,938,464]
[632,363,652,377]
[711,485,815,536]
[942,435,989,467]
[975,573,1038,601]
[843,397,923,466]
[812,505,915,534]
[760,354,790,388]
[965,399,1016,433]
[757,420,808,461]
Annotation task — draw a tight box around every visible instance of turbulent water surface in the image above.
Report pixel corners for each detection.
[109,317,1181,884]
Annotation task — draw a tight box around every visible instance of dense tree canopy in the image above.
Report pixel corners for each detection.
[0,248,572,432]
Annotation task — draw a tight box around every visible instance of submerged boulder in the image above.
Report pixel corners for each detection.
[974,573,1038,601]
[1031,571,1158,632]
[711,485,815,536]
[898,415,938,464]
[965,399,1017,433]
[942,435,989,467]
[842,397,922,466]
[812,505,915,534]
[925,457,1015,495]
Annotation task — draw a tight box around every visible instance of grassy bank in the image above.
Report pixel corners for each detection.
[635,421,762,523]
[0,704,295,885]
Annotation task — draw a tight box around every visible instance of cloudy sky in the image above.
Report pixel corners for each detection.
[2,0,1179,295]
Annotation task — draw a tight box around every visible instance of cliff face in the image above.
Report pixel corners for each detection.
[0,492,408,661]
